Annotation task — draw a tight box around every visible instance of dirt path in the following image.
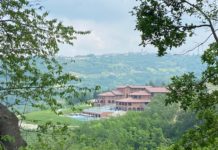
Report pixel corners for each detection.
[19,121,79,130]
[19,122,38,130]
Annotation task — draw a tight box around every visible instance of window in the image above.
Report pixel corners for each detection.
[132,95,142,99]
[133,95,137,99]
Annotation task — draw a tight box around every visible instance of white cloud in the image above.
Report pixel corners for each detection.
[43,0,153,56]
[57,18,143,56]
[57,17,212,57]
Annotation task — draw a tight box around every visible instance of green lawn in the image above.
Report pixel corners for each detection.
[60,103,92,114]
[24,104,91,126]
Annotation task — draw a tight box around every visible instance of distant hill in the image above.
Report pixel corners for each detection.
[58,53,205,90]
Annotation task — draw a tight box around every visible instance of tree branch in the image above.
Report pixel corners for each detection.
[184,1,218,42]
[178,24,210,29]
[174,30,215,55]
[0,84,88,92]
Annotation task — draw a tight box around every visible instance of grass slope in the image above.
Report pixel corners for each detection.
[24,104,91,126]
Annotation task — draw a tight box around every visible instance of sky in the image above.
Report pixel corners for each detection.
[42,0,213,56]
[41,0,144,56]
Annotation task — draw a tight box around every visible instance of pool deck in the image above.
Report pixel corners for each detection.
[67,105,126,121]
[82,105,125,118]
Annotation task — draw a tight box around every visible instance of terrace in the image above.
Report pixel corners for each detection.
[67,105,125,121]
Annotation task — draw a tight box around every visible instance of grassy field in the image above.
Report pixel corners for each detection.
[60,103,91,114]
[24,104,91,126]
[22,104,93,146]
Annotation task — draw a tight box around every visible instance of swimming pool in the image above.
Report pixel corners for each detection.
[83,105,116,113]
[68,105,125,121]
[68,114,99,121]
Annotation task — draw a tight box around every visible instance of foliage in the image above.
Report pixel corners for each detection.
[0,0,90,114]
[65,90,94,105]
[21,123,77,150]
[0,0,85,107]
[0,0,89,149]
[133,0,218,149]
[133,0,218,56]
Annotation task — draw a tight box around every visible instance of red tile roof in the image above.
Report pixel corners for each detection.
[129,91,151,96]
[117,85,153,89]
[98,90,124,97]
[145,87,169,93]
[98,86,168,97]
[111,90,123,95]
[115,98,150,103]
[98,92,115,97]
[129,85,151,89]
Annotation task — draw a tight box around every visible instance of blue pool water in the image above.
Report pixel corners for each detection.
[83,105,116,113]
[68,114,99,121]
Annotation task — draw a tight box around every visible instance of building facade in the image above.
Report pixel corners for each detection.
[95,85,168,111]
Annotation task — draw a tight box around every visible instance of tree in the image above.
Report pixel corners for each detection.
[0,0,88,149]
[133,0,218,149]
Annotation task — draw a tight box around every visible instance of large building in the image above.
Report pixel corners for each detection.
[95,85,168,111]
[95,90,125,106]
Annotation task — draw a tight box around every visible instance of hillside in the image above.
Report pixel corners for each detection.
[59,53,205,90]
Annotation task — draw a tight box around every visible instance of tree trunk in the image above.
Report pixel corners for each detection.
[0,103,26,150]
